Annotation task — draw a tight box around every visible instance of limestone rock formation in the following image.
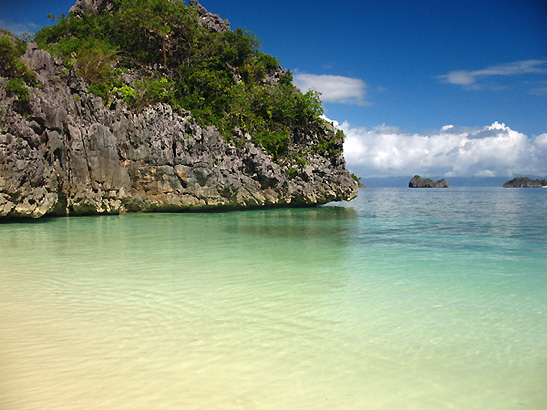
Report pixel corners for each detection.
[409,175,450,188]
[0,34,357,218]
[502,177,544,188]
[189,0,230,32]
[69,0,114,16]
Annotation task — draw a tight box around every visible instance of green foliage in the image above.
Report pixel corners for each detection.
[287,167,299,176]
[538,179,547,186]
[5,77,30,101]
[0,33,36,84]
[254,129,290,160]
[33,0,333,160]
[114,84,137,103]
[72,41,120,101]
[0,31,38,115]
[112,77,174,110]
[87,83,110,101]
[134,77,173,109]
[240,52,279,83]
[75,41,118,84]
[351,174,365,186]
[285,149,309,169]
[314,126,344,156]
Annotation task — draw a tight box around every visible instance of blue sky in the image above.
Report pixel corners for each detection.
[2,0,546,178]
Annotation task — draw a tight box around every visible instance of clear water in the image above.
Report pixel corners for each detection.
[1,188,546,409]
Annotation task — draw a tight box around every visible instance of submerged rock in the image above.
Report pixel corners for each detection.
[408,175,450,188]
[502,177,544,188]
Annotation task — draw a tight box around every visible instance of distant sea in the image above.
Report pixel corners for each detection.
[1,187,546,409]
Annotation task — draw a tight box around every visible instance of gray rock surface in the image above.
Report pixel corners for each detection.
[69,0,113,16]
[0,42,357,218]
[409,175,450,188]
[502,177,543,188]
[189,0,230,32]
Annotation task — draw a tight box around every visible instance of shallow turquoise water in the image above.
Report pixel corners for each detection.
[1,188,546,409]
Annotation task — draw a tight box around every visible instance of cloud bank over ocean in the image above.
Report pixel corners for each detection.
[337,120,547,178]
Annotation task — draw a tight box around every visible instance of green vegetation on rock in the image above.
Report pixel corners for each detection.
[0,30,36,102]
[33,0,335,160]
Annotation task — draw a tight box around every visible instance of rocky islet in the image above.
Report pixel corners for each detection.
[502,177,545,188]
[408,175,450,188]
[0,0,358,218]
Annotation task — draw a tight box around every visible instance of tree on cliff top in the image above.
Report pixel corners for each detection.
[32,0,337,160]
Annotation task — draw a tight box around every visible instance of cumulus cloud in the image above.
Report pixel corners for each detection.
[336,120,547,178]
[293,73,369,105]
[438,59,547,89]
[0,19,38,36]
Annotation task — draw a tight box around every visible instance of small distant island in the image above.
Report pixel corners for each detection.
[409,175,450,188]
[503,177,547,188]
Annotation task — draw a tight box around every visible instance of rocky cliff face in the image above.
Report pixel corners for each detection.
[408,175,450,188]
[0,6,357,218]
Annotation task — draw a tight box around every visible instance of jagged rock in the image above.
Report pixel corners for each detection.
[70,0,113,16]
[502,177,543,188]
[263,66,289,87]
[409,175,450,188]
[189,0,230,32]
[0,43,357,218]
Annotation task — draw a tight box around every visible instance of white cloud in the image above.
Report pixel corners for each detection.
[476,59,547,76]
[438,59,547,89]
[0,19,39,36]
[293,73,369,105]
[534,133,547,149]
[336,120,547,178]
[442,70,476,86]
[529,86,547,96]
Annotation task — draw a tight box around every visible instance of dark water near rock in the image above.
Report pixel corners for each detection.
[1,187,545,409]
